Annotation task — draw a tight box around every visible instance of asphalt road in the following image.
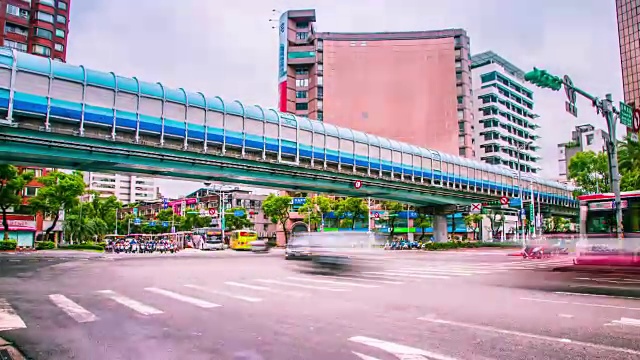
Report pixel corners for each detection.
[2,249,640,359]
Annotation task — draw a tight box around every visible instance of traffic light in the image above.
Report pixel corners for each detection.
[524,67,563,91]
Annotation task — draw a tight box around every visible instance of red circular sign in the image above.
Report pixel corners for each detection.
[374,212,380,219]
[499,196,509,205]
[208,208,217,216]
[353,180,362,189]
[633,108,640,132]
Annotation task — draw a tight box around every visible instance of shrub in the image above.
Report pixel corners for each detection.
[0,239,17,250]
[36,241,55,250]
[59,242,105,251]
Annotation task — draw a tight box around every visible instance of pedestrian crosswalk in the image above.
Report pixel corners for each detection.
[0,258,575,332]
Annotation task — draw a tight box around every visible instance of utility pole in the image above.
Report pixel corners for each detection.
[524,68,624,243]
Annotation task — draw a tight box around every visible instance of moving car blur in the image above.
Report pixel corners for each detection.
[290,231,386,275]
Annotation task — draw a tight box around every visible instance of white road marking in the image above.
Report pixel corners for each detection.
[0,298,26,331]
[611,317,640,327]
[351,351,382,360]
[184,284,262,302]
[393,269,476,276]
[224,281,308,297]
[96,290,164,315]
[558,314,574,318]
[418,317,640,356]
[363,271,450,279]
[48,294,97,323]
[144,287,221,308]
[8,259,20,262]
[318,275,403,285]
[520,297,568,304]
[349,336,459,360]
[254,279,349,292]
[521,296,640,310]
[359,273,410,280]
[286,276,379,288]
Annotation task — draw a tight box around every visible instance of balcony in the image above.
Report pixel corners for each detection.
[288,51,316,65]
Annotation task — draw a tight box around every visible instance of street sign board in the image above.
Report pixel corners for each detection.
[634,108,640,132]
[134,218,141,225]
[564,75,578,117]
[631,132,639,143]
[509,198,522,207]
[620,102,634,128]
[162,198,169,209]
[292,197,307,205]
[162,221,169,227]
[520,208,526,220]
[233,209,245,217]
[374,212,380,219]
[149,221,156,226]
[499,196,509,206]
[208,208,217,216]
[353,180,363,189]
[470,203,482,213]
[133,208,138,216]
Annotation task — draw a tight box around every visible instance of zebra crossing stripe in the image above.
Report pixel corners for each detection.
[49,294,98,323]
[97,290,164,315]
[144,287,221,308]
[0,298,26,331]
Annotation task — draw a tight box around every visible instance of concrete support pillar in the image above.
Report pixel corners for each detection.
[432,214,448,242]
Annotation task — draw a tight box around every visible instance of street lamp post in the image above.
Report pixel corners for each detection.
[516,141,532,245]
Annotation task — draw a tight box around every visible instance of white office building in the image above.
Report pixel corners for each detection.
[471,51,542,174]
[557,124,608,183]
[84,172,158,204]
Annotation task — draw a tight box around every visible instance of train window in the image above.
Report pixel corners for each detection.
[392,151,402,163]
[326,136,339,150]
[402,153,412,165]
[225,114,243,132]
[207,110,223,128]
[340,139,354,152]
[85,86,114,108]
[116,92,137,112]
[186,106,205,125]
[355,142,368,156]
[313,133,324,147]
[244,118,263,136]
[421,157,431,170]
[15,72,48,97]
[164,101,185,121]
[139,97,162,117]
[265,123,278,137]
[0,69,11,88]
[51,78,82,102]
[369,145,380,159]
[281,126,297,141]
[299,130,312,145]
[381,148,392,161]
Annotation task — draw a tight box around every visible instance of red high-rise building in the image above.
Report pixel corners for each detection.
[0,0,70,248]
[0,0,70,62]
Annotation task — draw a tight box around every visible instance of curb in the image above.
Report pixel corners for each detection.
[0,337,25,360]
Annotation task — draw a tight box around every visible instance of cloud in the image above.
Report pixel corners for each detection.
[67,0,623,196]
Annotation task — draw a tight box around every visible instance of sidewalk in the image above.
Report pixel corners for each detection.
[553,264,640,274]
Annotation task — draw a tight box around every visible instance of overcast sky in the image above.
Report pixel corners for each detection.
[68,0,623,198]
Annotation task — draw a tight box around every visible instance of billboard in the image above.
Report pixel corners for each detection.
[278,11,288,112]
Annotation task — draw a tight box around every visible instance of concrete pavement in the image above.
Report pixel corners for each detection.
[1,249,640,359]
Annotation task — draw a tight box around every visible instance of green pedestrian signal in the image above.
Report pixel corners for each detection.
[524,67,563,91]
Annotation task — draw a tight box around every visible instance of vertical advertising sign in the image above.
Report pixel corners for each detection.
[278,12,288,112]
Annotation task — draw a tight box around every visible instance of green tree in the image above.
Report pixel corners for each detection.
[568,151,610,193]
[297,195,334,231]
[618,137,640,175]
[380,201,404,239]
[463,213,484,240]
[0,165,34,240]
[262,194,292,243]
[224,207,252,231]
[414,213,432,240]
[486,211,505,239]
[335,197,368,230]
[29,170,85,245]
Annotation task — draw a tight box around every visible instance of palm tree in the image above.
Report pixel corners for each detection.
[618,137,640,174]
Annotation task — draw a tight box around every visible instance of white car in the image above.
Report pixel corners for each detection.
[250,239,269,252]
[202,239,224,251]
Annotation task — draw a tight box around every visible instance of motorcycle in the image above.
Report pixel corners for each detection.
[157,242,166,254]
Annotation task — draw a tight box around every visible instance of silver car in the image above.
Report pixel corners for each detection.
[202,239,224,251]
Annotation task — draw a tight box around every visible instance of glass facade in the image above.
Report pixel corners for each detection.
[617,0,640,107]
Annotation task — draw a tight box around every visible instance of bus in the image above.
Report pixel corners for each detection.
[229,230,258,250]
[575,190,640,265]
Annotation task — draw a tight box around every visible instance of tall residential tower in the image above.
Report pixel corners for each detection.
[471,51,541,174]
[277,9,474,157]
[616,0,639,111]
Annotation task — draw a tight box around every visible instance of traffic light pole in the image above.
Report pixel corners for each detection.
[525,68,623,243]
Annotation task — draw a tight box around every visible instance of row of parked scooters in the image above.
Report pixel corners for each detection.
[384,240,428,250]
[108,240,179,254]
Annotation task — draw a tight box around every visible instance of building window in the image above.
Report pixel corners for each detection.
[55,28,65,38]
[317,111,323,121]
[457,110,464,120]
[34,27,53,40]
[296,21,308,28]
[21,168,42,177]
[54,43,64,52]
[457,96,463,105]
[586,134,594,145]
[317,87,323,98]
[57,1,67,10]
[317,39,323,51]
[4,40,27,52]
[318,76,323,86]
[31,44,51,56]
[459,148,466,156]
[296,91,307,98]
[23,186,38,197]
[56,14,66,24]
[36,11,55,23]
[295,103,308,111]
[317,63,323,72]
[7,4,29,18]
[458,121,465,133]
[295,78,308,87]
[317,100,323,110]
[40,0,55,6]
[455,61,462,69]
[5,24,28,36]
[296,32,308,40]
[295,68,308,75]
